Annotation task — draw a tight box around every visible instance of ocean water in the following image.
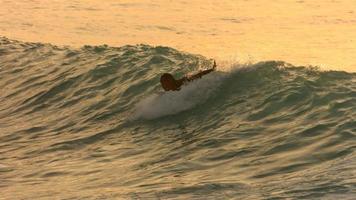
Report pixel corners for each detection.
[1,0,356,71]
[0,37,355,199]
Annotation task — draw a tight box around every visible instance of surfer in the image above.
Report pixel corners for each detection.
[160,60,217,91]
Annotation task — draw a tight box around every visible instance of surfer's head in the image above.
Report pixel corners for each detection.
[160,73,178,91]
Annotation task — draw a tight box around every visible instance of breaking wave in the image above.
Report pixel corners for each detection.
[1,37,355,199]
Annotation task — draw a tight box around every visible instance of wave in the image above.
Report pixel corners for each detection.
[0,36,355,199]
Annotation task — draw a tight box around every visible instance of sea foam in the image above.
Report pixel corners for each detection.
[131,72,226,120]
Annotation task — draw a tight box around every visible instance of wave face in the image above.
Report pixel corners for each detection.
[1,37,355,199]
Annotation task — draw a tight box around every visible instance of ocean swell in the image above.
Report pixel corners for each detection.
[0,37,355,199]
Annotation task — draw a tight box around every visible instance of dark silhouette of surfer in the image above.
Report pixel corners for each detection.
[160,60,217,91]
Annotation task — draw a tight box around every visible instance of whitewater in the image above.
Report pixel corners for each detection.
[0,37,355,199]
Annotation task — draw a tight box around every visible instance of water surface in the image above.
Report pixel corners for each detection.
[0,37,355,199]
[1,0,356,71]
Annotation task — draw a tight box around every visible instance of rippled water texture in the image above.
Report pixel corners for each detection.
[1,0,356,71]
[0,37,355,199]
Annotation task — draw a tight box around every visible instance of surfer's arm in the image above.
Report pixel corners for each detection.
[174,69,212,89]
[186,60,216,81]
[176,77,188,87]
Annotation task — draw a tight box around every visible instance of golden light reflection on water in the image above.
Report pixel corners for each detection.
[1,0,355,71]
